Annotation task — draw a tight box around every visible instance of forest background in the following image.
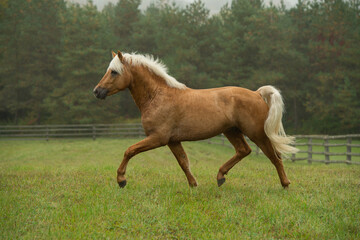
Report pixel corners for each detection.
[0,0,359,134]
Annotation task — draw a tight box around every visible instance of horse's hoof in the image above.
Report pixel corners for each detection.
[189,182,198,188]
[282,180,291,189]
[217,178,226,187]
[118,180,127,188]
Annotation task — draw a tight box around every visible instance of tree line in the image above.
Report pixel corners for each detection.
[0,0,359,134]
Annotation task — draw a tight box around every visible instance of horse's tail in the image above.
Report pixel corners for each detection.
[257,85,298,156]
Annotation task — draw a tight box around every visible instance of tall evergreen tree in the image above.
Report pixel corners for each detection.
[112,0,141,51]
[216,0,265,87]
[301,0,360,133]
[0,0,65,124]
[45,1,117,123]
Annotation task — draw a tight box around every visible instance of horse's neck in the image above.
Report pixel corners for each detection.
[128,66,167,112]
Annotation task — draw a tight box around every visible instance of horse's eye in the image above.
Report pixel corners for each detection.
[111,70,118,76]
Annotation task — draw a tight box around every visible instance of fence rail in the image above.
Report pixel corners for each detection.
[1,124,359,165]
[208,134,360,165]
[289,134,360,165]
[0,123,145,141]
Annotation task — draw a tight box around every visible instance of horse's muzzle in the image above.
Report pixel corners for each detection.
[93,87,109,100]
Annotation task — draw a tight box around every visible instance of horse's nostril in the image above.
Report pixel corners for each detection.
[93,87,108,99]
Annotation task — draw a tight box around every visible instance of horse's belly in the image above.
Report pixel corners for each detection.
[170,112,231,142]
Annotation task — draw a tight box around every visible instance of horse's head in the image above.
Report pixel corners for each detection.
[93,51,131,100]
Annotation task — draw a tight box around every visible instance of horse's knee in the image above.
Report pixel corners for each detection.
[124,147,135,160]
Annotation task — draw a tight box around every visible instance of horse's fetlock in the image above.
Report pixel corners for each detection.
[117,173,126,182]
[189,180,198,187]
[217,169,226,178]
[117,168,125,176]
[282,179,291,188]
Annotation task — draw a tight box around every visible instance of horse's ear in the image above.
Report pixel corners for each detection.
[112,51,116,58]
[117,51,124,63]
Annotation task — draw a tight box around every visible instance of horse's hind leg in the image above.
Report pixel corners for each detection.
[255,137,290,188]
[168,142,198,187]
[217,128,251,187]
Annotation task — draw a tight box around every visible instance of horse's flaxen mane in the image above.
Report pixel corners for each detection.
[108,53,187,90]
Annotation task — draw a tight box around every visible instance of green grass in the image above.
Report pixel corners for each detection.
[1,139,359,239]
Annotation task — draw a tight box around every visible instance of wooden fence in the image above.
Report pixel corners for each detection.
[0,124,145,141]
[289,134,360,165]
[208,134,360,165]
[1,124,359,165]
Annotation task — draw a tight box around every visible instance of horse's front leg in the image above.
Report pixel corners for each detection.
[117,136,165,188]
[168,142,198,187]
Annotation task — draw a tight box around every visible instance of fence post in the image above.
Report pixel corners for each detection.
[308,137,312,164]
[346,137,352,164]
[291,136,296,162]
[324,137,330,164]
[92,125,96,141]
[46,125,49,141]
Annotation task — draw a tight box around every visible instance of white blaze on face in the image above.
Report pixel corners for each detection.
[107,55,124,74]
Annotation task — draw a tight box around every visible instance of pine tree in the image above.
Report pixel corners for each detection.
[46,1,117,123]
[301,0,360,133]
[0,0,65,124]
[112,0,141,51]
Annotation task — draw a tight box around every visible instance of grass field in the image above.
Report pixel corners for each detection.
[1,139,359,239]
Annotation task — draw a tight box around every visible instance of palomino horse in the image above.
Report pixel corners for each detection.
[93,51,298,189]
